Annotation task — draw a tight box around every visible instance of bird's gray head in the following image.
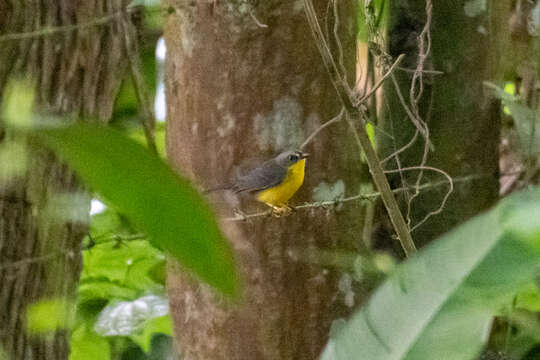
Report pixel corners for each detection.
[274,150,309,168]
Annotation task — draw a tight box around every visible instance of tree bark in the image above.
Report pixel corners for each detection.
[380,0,507,248]
[164,1,362,359]
[0,1,134,359]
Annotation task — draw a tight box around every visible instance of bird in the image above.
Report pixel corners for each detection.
[205,150,309,215]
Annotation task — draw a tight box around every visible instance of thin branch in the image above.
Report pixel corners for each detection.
[331,0,348,86]
[397,66,444,75]
[120,15,158,154]
[303,0,417,256]
[390,73,430,145]
[0,6,154,42]
[0,253,59,270]
[384,165,454,232]
[381,129,420,165]
[300,108,344,149]
[249,11,268,28]
[359,54,405,103]
[223,174,481,222]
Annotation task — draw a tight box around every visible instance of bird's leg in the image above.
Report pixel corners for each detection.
[273,204,293,217]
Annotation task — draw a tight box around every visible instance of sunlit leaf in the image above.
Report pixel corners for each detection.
[33,123,238,296]
[516,284,540,312]
[88,209,136,244]
[26,299,75,334]
[1,80,34,128]
[70,325,111,360]
[321,188,540,360]
[358,0,388,42]
[82,240,164,293]
[129,315,173,353]
[0,142,28,183]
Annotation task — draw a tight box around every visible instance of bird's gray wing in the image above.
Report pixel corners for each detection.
[233,161,287,193]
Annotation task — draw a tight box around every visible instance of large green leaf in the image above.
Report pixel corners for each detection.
[82,240,164,293]
[35,123,238,296]
[321,189,540,360]
[70,325,111,360]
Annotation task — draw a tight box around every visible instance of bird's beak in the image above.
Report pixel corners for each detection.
[300,152,310,159]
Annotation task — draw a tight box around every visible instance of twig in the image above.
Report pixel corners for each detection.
[0,6,157,42]
[300,108,344,149]
[89,232,148,244]
[359,54,405,103]
[331,0,348,86]
[397,66,444,75]
[384,165,454,232]
[390,73,430,146]
[0,253,59,270]
[303,0,416,256]
[249,11,268,28]
[381,129,420,165]
[120,14,158,154]
[223,174,481,222]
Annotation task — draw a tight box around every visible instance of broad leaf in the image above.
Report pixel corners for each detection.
[35,123,238,296]
[129,315,173,353]
[70,325,111,360]
[82,240,164,293]
[321,189,540,360]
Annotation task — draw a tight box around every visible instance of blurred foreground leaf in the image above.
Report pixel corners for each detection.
[26,299,74,334]
[321,189,540,360]
[34,123,238,297]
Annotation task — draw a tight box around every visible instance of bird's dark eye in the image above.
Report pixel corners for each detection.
[288,154,298,161]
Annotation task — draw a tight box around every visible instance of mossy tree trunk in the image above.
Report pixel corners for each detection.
[380,0,508,248]
[0,1,134,359]
[163,1,364,359]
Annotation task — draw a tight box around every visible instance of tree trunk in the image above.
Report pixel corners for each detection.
[380,0,507,248]
[0,1,133,359]
[164,1,362,359]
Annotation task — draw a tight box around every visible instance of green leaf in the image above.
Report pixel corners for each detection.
[129,315,173,353]
[70,325,111,360]
[358,0,387,42]
[34,123,238,297]
[79,279,139,306]
[82,240,165,293]
[516,284,540,312]
[321,189,540,360]
[89,209,136,243]
[26,299,75,334]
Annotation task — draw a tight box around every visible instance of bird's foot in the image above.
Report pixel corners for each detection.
[270,204,292,217]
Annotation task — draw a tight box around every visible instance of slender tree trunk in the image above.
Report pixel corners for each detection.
[0,1,134,358]
[164,1,362,359]
[380,0,508,248]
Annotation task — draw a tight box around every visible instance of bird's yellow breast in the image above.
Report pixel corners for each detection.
[256,159,306,207]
